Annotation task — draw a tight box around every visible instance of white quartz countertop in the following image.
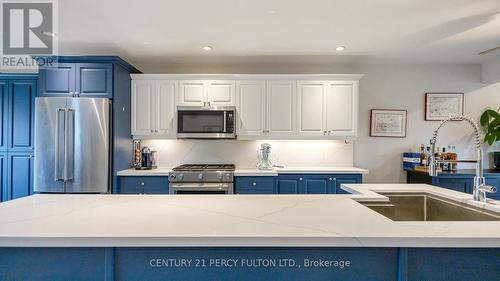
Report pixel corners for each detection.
[117,167,369,177]
[234,167,369,176]
[0,184,499,247]
[117,167,174,176]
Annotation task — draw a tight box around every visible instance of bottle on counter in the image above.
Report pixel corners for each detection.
[419,144,426,166]
[133,139,141,168]
[450,146,458,171]
[435,147,442,168]
[425,146,432,166]
[441,147,449,171]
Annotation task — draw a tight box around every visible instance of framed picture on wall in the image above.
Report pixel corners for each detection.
[425,93,464,121]
[370,109,407,138]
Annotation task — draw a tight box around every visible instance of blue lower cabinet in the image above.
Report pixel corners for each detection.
[235,177,275,194]
[276,175,302,194]
[236,174,362,195]
[432,176,472,193]
[118,176,169,194]
[485,177,500,200]
[302,175,335,194]
[7,152,34,200]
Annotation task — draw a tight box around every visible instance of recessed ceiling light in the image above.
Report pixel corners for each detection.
[335,46,346,52]
[202,46,213,51]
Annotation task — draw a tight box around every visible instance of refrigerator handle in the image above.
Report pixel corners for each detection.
[64,109,75,182]
[54,109,65,182]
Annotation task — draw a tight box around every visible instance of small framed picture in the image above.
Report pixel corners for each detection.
[370,109,407,138]
[425,93,464,121]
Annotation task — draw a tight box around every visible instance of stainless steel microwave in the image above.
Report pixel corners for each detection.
[177,106,236,139]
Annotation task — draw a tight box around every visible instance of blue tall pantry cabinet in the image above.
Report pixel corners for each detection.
[0,75,37,202]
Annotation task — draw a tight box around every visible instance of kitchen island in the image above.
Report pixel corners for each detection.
[0,184,499,281]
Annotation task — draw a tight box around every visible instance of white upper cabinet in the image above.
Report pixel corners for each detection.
[179,80,205,106]
[236,80,296,138]
[132,74,361,140]
[207,80,236,106]
[131,80,155,136]
[236,80,266,136]
[297,81,325,136]
[156,80,178,136]
[267,81,296,136]
[179,80,235,106]
[132,79,177,138]
[297,80,359,138]
[325,82,357,136]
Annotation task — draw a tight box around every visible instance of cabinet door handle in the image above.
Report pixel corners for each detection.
[299,178,303,181]
[252,182,257,186]
[140,182,145,186]
[328,178,332,181]
[333,178,337,181]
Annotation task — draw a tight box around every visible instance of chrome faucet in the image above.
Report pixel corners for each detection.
[428,115,497,202]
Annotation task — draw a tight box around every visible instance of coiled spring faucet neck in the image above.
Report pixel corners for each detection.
[430,115,482,149]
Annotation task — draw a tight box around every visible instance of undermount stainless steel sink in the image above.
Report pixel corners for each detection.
[358,192,500,221]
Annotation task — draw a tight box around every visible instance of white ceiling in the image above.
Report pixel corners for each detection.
[58,0,500,65]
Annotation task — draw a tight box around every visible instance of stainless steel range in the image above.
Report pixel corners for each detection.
[168,164,235,194]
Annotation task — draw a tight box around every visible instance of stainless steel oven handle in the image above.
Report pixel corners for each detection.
[170,183,233,194]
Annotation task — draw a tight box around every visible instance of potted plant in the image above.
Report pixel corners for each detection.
[480,108,500,170]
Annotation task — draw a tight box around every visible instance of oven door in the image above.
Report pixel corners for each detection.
[170,183,234,194]
[177,106,235,139]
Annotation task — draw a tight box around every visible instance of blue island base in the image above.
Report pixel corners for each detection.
[0,247,499,281]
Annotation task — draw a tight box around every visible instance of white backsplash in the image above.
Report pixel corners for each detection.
[141,139,354,168]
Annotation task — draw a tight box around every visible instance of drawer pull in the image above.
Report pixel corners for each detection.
[252,182,257,186]
[140,182,145,186]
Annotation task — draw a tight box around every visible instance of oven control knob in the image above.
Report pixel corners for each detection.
[169,174,176,180]
[224,174,231,180]
[178,174,184,180]
[198,173,203,180]
[217,174,223,180]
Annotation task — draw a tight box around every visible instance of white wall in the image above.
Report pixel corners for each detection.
[135,62,500,183]
[481,55,500,83]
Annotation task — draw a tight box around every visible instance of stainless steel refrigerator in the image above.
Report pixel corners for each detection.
[34,97,111,193]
